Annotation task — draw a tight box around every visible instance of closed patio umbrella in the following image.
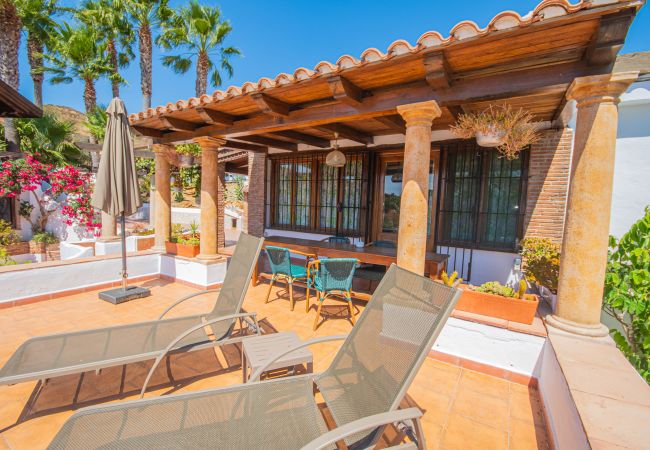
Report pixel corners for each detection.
[92,98,150,303]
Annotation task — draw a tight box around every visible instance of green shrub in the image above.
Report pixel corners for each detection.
[31,231,59,244]
[0,220,20,246]
[175,143,201,156]
[520,237,560,293]
[603,207,650,382]
[0,247,17,266]
[474,281,516,298]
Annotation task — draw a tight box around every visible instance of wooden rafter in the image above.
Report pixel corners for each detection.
[160,116,198,132]
[317,123,374,145]
[423,52,452,90]
[233,135,297,151]
[373,115,406,134]
[327,75,365,106]
[251,93,291,117]
[270,130,330,148]
[132,125,164,138]
[196,107,235,125]
[150,60,613,143]
[222,140,268,153]
[586,10,635,67]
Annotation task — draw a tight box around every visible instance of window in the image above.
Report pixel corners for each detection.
[269,152,369,235]
[437,142,528,251]
[0,198,14,227]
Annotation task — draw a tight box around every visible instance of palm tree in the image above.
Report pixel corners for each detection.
[122,0,173,110]
[0,0,22,152]
[77,0,134,98]
[41,23,114,114]
[15,0,60,108]
[85,105,108,141]
[159,0,240,97]
[15,114,84,166]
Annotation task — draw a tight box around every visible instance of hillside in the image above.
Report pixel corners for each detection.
[43,104,91,138]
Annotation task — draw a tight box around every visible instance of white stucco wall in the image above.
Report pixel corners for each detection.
[610,86,650,238]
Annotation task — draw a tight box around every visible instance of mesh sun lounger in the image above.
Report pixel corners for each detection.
[0,233,265,393]
[48,264,461,450]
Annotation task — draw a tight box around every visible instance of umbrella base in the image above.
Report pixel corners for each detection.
[99,286,151,304]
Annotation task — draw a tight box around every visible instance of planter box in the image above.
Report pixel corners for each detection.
[6,242,30,256]
[165,241,200,258]
[456,285,539,325]
[29,242,61,261]
[135,236,155,251]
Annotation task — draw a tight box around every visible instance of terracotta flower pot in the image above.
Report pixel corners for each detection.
[165,241,200,258]
[456,285,539,325]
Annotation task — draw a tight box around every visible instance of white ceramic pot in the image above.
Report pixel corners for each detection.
[476,127,507,147]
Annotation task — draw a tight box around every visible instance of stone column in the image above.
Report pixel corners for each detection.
[246,151,266,237]
[546,72,638,337]
[152,144,172,252]
[98,212,118,241]
[395,100,442,275]
[194,137,226,260]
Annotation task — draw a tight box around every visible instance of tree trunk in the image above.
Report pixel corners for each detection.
[107,38,120,98]
[27,34,44,108]
[84,77,97,115]
[195,51,209,97]
[0,0,22,153]
[139,24,152,110]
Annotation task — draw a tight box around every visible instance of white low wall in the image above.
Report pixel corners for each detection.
[60,242,94,260]
[160,254,228,287]
[0,253,160,304]
[433,317,546,377]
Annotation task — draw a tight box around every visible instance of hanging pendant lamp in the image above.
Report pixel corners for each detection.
[325,132,346,167]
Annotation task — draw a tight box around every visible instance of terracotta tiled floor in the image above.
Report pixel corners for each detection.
[0,277,549,449]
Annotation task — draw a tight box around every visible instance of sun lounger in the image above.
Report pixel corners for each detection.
[0,233,264,394]
[48,263,460,450]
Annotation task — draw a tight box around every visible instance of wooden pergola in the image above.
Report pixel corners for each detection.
[130,0,643,338]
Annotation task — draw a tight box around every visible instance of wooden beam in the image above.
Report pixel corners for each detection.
[251,93,291,117]
[424,52,452,89]
[373,115,406,134]
[233,135,297,152]
[269,130,330,148]
[551,95,574,129]
[224,164,248,175]
[196,107,235,125]
[157,61,612,143]
[587,10,635,67]
[317,123,374,145]
[160,116,198,132]
[327,75,365,106]
[131,125,164,138]
[446,105,464,120]
[223,140,268,153]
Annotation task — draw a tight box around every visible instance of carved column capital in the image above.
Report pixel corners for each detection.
[567,71,638,108]
[396,100,442,127]
[193,136,227,152]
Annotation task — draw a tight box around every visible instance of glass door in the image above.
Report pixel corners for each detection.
[374,152,439,249]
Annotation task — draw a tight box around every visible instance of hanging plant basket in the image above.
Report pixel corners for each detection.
[450,104,539,160]
[161,146,202,168]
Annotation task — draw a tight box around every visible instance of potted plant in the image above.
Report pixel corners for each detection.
[520,238,560,309]
[130,223,155,251]
[165,222,200,258]
[450,104,539,160]
[456,280,539,325]
[29,231,60,260]
[163,143,202,168]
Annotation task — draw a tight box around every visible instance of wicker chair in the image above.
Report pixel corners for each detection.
[307,258,359,330]
[265,246,315,311]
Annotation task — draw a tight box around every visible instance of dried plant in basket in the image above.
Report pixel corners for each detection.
[450,104,539,160]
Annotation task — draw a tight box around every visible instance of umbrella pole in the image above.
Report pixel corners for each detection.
[120,212,127,291]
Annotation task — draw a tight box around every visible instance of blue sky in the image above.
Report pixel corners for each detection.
[17,0,650,114]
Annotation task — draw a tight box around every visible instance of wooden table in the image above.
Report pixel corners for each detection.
[242,331,313,382]
[252,235,449,286]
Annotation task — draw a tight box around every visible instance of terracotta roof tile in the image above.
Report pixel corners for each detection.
[128,0,619,123]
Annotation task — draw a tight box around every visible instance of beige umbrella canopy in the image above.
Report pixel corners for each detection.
[92,98,149,303]
[91,98,141,215]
